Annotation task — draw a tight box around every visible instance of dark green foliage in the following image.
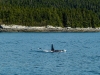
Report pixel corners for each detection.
[0,0,100,27]
[62,12,67,27]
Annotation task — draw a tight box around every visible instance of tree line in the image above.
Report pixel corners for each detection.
[0,0,100,28]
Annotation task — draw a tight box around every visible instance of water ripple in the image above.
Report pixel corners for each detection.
[87,70,100,75]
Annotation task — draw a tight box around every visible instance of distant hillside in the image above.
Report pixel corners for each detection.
[0,0,100,27]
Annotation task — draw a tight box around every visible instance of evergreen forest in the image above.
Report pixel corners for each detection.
[0,0,100,28]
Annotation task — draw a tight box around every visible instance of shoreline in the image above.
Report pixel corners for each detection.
[0,28,100,32]
[0,25,100,32]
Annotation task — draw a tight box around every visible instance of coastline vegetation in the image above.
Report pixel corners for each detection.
[0,0,100,28]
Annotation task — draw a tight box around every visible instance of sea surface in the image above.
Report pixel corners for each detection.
[0,32,100,75]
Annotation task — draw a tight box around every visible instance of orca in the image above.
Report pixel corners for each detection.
[51,44,66,52]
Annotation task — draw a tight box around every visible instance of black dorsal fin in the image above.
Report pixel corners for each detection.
[51,44,54,51]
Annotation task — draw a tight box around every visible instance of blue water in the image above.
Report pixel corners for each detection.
[0,32,100,75]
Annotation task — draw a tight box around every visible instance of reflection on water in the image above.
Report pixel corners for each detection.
[0,32,100,75]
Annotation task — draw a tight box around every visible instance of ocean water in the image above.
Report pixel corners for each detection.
[0,32,100,75]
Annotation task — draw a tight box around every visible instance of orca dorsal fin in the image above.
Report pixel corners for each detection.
[51,44,54,51]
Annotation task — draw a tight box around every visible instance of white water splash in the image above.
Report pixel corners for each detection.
[43,49,67,53]
[43,50,53,52]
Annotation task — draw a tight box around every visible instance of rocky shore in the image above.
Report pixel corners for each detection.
[0,24,100,32]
